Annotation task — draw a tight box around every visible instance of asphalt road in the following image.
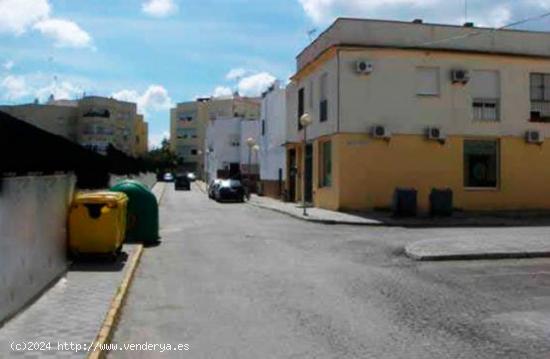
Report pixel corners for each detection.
[110,184,550,359]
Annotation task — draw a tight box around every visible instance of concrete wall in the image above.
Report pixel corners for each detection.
[0,175,75,323]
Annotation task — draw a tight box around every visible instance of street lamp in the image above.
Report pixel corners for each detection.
[299,113,313,216]
[246,137,257,199]
[197,149,203,180]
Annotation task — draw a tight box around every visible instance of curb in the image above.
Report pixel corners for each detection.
[88,245,144,359]
[405,249,550,261]
[88,181,165,359]
[247,202,387,227]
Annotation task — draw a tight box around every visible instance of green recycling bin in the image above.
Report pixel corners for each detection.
[110,180,159,244]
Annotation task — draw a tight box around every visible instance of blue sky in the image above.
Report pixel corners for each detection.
[2,0,550,148]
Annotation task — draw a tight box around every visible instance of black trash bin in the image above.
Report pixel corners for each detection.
[392,188,417,217]
[430,188,453,217]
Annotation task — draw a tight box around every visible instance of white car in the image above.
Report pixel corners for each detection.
[163,173,174,182]
[187,172,197,182]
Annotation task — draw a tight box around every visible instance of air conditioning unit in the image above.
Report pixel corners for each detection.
[426,127,446,141]
[371,125,390,139]
[526,130,544,144]
[451,69,470,84]
[356,60,374,75]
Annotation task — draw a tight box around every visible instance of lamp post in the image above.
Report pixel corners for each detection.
[246,137,256,199]
[299,113,313,216]
[197,149,203,181]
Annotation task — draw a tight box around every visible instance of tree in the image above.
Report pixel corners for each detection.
[143,138,179,173]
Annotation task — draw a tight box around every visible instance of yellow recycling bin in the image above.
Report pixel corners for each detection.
[69,191,128,257]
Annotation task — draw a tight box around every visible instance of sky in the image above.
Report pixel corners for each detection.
[2,0,550,149]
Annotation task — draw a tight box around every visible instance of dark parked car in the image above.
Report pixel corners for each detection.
[214,179,245,202]
[208,179,222,199]
[175,175,191,191]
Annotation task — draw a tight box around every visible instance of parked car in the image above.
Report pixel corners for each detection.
[175,174,191,191]
[187,172,197,182]
[208,179,222,199]
[163,172,174,182]
[214,179,245,202]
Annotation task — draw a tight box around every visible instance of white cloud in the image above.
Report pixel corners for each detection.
[297,0,544,28]
[1,75,30,99]
[237,72,276,97]
[33,18,92,48]
[0,0,93,49]
[225,68,248,80]
[0,0,50,34]
[467,6,512,28]
[299,0,438,24]
[213,86,233,98]
[35,79,82,102]
[149,131,170,150]
[0,73,86,102]
[142,0,178,17]
[113,85,174,114]
[3,60,15,71]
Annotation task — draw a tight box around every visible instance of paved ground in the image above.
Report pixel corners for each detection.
[111,185,550,359]
[0,244,139,358]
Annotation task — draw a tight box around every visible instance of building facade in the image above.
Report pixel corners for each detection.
[205,117,242,181]
[0,96,148,157]
[170,96,261,179]
[0,102,79,141]
[259,83,287,199]
[286,18,550,212]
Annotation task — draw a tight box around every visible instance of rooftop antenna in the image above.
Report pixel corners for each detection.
[307,28,317,41]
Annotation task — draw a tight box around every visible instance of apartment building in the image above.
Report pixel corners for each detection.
[170,96,261,179]
[78,96,140,156]
[0,96,148,157]
[259,83,287,199]
[0,101,78,141]
[286,18,550,212]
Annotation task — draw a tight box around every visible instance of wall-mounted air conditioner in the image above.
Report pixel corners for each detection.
[426,127,446,142]
[371,125,391,139]
[356,60,374,75]
[526,130,544,144]
[451,69,470,84]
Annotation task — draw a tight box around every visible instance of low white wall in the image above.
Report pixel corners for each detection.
[109,172,157,189]
[0,175,75,324]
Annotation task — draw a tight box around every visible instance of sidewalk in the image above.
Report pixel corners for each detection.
[406,232,550,261]
[248,195,383,226]
[0,182,166,358]
[248,195,550,228]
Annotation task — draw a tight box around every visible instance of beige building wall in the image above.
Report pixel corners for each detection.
[0,103,78,141]
[77,96,139,156]
[134,114,149,156]
[1,96,146,157]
